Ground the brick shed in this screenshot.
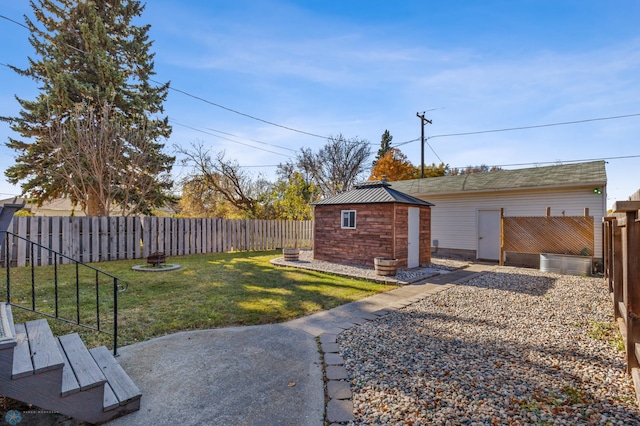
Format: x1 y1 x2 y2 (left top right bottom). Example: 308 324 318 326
312 180 434 268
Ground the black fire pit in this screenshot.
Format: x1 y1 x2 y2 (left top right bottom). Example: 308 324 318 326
147 251 167 267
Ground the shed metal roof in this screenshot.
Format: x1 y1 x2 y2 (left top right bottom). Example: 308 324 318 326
313 180 434 206
390 161 606 196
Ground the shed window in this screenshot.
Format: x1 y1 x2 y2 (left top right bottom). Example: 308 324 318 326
341 210 356 229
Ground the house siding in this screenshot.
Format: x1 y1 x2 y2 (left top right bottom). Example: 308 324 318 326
421 186 605 259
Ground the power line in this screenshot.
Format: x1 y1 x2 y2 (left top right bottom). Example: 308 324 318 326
431 113 640 139
0 14 28 29
171 120 294 158
1 12 329 140
393 137 420 147
426 139 443 164
160 82 328 139
394 113 640 148
204 128 297 152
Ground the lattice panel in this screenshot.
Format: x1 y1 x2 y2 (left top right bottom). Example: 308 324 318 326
503 216 594 256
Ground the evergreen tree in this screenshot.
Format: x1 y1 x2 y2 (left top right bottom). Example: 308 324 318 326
373 130 393 167
3 0 174 216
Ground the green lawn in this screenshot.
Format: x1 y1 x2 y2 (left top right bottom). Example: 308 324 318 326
7 250 395 349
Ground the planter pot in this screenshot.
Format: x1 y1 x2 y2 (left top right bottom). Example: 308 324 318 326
540 253 592 276
374 257 398 276
283 248 300 261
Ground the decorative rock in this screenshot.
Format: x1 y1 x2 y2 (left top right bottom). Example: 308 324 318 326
337 267 640 425
271 249 467 285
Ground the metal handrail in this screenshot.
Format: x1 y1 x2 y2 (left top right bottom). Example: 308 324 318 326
2 230 127 355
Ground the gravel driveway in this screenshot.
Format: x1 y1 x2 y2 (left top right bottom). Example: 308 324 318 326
338 267 639 425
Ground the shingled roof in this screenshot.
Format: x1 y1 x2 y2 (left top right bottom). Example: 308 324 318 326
313 180 434 206
390 161 606 196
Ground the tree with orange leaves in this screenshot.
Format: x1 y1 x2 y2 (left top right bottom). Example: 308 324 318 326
369 148 419 181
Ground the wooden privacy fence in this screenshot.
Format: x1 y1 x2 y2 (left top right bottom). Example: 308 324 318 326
604 200 640 398
1 216 313 267
500 207 594 265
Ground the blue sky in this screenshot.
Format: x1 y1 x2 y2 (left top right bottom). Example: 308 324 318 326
1 1 639 208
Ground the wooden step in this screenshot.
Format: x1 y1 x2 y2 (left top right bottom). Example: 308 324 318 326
56 339 80 397
58 333 106 391
0 302 16 350
4 303 16 339
0 314 141 423
26 319 65 374
12 323 33 379
90 346 142 410
103 381 120 411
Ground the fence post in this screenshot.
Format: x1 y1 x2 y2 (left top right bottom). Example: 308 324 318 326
628 210 640 372
603 218 611 291
612 218 624 321
613 201 640 372
499 208 504 266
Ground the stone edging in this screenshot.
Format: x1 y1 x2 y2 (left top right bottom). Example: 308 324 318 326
319 308 395 425
319 276 481 424
270 257 442 286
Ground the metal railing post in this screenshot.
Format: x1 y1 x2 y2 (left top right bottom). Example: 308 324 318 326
113 277 118 357
5 232 9 303
2 230 124 356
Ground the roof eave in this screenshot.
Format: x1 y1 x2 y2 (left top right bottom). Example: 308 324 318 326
313 200 434 207
405 180 607 196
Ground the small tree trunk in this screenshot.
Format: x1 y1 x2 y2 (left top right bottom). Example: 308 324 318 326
86 188 107 216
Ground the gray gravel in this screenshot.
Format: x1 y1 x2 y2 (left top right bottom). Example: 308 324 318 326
338 267 639 425
271 250 469 284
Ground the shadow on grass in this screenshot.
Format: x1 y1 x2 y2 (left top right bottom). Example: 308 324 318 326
5 250 396 349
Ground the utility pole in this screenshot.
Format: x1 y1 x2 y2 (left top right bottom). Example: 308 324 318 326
416 112 433 178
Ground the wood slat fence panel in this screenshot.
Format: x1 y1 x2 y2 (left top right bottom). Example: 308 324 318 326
3 217 313 267
503 216 594 256
604 200 640 403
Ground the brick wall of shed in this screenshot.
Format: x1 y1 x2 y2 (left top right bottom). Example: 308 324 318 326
313 204 432 268
313 204 395 267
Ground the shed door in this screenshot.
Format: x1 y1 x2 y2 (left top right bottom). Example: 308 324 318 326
408 207 420 268
477 210 500 261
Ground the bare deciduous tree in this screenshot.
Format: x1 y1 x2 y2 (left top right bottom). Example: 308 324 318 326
47 102 174 216
282 134 371 198
177 142 274 219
